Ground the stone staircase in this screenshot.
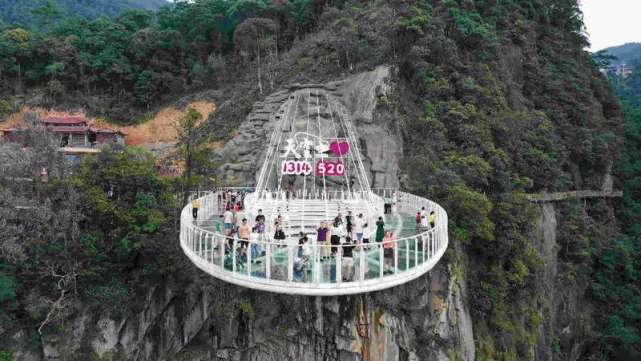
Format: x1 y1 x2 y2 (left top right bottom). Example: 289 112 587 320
248 198 379 239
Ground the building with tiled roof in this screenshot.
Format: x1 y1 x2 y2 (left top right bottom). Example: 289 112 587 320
1 114 124 149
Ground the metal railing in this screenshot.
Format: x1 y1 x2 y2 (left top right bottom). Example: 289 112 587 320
180 189 448 296
249 189 377 202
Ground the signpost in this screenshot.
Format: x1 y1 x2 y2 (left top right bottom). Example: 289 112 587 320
316 160 345 177
280 134 350 178
281 160 313 176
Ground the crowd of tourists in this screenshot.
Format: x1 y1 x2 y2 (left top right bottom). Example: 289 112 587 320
293 211 378 282
190 189 437 282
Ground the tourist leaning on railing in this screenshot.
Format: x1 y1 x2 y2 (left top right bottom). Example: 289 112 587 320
239 219 250 249
383 231 395 274
319 221 331 260
342 235 355 281
420 207 428 229
191 199 200 220
375 217 385 243
330 221 341 255
429 211 436 229
354 213 364 242
249 231 260 264
223 207 234 235
273 221 286 242
214 215 223 234
294 233 310 281
362 223 370 244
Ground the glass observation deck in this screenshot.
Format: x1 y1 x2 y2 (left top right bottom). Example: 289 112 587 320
179 91 448 295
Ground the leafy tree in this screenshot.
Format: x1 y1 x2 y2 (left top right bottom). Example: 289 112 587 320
329 16 358 70
587 82 641 359
233 17 278 94
0 0 331 121
176 107 214 200
31 0 61 30
0 0 167 28
2 27 31 93
278 0 315 37
593 50 617 69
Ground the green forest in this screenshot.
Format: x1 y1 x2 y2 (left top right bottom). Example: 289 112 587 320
0 0 640 360
0 0 168 28
588 60 641 359
0 0 319 121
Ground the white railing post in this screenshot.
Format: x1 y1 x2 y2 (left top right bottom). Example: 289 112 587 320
425 232 429 260
190 228 194 252
186 225 190 250
232 239 237 273
421 234 426 263
394 243 398 274
314 247 320 283
203 233 208 261
359 245 365 282
265 243 271 279
379 245 384 278
220 236 225 267
434 229 437 255
405 239 410 270
336 248 342 284
414 238 418 269
431 231 434 259
287 246 294 281
247 242 252 276
209 234 214 263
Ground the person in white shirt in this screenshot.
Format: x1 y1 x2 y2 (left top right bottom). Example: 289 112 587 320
235 209 246 229
362 223 371 248
354 213 364 242
223 208 234 236
337 222 347 242
384 195 392 214
330 221 341 255
420 207 428 229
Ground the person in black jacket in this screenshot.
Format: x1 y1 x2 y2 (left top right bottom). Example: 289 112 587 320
342 235 355 281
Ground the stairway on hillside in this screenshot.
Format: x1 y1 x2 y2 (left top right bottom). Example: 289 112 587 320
250 198 378 239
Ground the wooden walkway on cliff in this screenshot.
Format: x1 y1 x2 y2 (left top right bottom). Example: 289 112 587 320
526 190 623 203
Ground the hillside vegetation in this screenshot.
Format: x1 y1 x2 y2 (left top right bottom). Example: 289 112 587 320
0 0 318 122
0 0 168 28
602 42 641 66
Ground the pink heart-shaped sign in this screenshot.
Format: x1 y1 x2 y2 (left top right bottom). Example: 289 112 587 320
329 141 350 156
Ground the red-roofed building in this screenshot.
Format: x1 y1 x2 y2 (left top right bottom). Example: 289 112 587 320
1 114 124 148
41 115 86 126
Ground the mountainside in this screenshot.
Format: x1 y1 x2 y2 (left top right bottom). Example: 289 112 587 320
0 1 636 361
602 42 641 66
0 0 168 28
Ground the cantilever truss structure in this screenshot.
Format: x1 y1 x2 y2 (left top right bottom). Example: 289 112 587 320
179 91 449 295
246 90 381 235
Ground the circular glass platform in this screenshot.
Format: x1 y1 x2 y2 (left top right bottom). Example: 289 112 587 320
179 90 448 295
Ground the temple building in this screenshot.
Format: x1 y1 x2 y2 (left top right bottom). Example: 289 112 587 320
1 114 124 149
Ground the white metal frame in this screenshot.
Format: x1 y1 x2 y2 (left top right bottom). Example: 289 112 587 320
180 190 448 296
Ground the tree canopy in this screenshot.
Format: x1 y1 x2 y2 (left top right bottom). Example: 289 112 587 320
0 0 318 122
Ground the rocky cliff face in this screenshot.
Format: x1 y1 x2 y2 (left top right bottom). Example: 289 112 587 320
12 67 476 361
10 63 610 361
215 66 401 189
13 267 473 361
